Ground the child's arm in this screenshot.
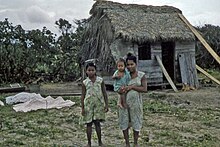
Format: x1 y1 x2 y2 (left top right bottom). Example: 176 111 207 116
101 81 109 112
112 75 119 79
112 74 121 79
81 82 86 116
112 70 120 79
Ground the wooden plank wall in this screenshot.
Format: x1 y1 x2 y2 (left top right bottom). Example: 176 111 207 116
176 41 199 88
137 43 163 85
110 40 164 85
105 40 198 87
175 41 195 82
138 60 163 84
175 41 195 56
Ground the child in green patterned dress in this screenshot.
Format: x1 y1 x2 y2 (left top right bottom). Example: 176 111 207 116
81 62 109 147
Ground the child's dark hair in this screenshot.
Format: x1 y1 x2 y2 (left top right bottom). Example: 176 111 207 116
85 62 97 77
86 62 97 70
126 52 137 64
117 58 126 66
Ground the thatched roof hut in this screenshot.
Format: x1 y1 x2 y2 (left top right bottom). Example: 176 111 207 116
80 1 198 88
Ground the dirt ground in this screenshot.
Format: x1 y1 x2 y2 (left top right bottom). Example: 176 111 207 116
39 82 220 146
1 82 220 146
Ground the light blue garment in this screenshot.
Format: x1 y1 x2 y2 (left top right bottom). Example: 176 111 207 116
113 68 131 92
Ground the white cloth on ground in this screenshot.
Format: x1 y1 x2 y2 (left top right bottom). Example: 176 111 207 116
6 92 43 104
13 96 75 112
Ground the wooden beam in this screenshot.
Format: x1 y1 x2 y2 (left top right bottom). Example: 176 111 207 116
41 93 82 97
155 55 178 92
196 65 220 85
0 87 26 93
178 13 220 65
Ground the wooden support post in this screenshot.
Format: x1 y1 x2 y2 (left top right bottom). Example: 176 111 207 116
196 65 220 85
178 13 220 65
155 55 178 92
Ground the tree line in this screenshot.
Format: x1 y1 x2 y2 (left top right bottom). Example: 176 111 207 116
0 18 85 84
196 24 220 70
0 18 219 84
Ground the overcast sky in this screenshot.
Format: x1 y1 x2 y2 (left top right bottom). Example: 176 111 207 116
0 0 220 34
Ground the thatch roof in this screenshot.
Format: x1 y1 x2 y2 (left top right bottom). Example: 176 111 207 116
79 1 196 70
90 1 195 42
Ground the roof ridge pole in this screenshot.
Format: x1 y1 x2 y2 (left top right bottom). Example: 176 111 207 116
178 13 220 65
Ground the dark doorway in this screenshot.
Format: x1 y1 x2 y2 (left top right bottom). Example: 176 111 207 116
138 43 151 60
161 42 175 81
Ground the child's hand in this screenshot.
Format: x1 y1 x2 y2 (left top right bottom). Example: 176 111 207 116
125 85 133 91
118 86 126 94
121 86 126 92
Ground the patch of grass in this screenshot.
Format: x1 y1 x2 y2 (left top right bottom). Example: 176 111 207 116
1 88 220 146
108 96 118 110
143 100 172 113
206 69 220 80
198 68 220 84
141 95 220 146
2 139 25 146
0 96 83 146
143 99 190 121
0 93 10 102
149 130 218 147
143 98 220 124
148 92 167 100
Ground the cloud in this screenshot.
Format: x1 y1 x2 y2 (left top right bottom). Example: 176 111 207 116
0 8 20 25
190 11 220 27
0 0 52 28
0 0 219 34
0 0 37 8
49 0 94 20
25 6 52 23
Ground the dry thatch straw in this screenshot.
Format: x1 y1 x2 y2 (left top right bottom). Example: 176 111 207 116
80 1 195 71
